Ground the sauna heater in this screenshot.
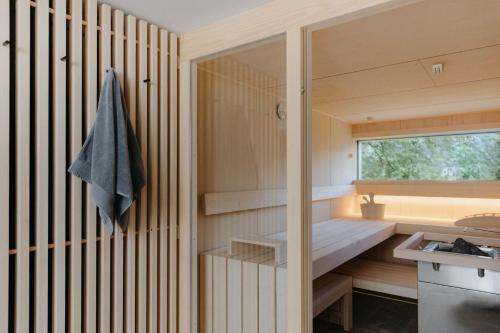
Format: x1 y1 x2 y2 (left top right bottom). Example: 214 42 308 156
418 242 500 332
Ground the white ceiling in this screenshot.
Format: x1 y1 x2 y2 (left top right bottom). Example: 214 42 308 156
103 0 273 34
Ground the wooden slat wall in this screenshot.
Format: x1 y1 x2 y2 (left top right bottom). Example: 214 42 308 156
0 0 9 331
3 1 179 332
200 254 287 333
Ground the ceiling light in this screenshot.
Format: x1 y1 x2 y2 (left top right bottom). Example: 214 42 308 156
432 63 444 74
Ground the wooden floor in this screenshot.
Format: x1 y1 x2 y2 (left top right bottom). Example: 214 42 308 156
314 292 418 333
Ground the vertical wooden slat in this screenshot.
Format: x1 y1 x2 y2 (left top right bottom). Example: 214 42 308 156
35 0 50 331
15 0 31 331
242 262 258 333
259 264 276 333
85 0 98 330
124 14 137 333
112 9 125 333
199 255 213 333
276 266 287 333
137 19 149 333
212 256 227 333
148 23 159 333
0 0 9 329
70 0 83 330
99 4 112 333
169 33 178 333
53 0 67 331
228 259 242 333
158 28 170 333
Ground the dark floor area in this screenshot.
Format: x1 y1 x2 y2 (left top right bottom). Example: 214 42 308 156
314 292 418 333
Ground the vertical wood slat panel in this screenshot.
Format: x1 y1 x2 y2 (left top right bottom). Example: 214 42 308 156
35 0 50 331
242 261 258 333
85 0 98 330
137 19 149 333
199 255 213 333
259 265 276 333
69 0 83 331
169 32 178 333
0 0 9 329
53 0 68 331
276 267 287 333
124 14 137 333
148 23 159 333
70 0 83 333
158 28 169 333
15 0 31 331
112 9 125 333
213 255 227 333
7 4 178 333
228 259 242 333
99 4 112 333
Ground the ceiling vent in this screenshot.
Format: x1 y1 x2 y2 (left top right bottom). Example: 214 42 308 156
432 63 444 74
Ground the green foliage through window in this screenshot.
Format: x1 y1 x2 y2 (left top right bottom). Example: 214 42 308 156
359 132 500 181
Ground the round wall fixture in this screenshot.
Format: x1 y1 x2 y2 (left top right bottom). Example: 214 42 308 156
276 102 286 121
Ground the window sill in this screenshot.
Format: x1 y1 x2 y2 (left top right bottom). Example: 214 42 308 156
354 180 500 199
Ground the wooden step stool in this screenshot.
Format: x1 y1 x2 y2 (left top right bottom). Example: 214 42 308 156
313 272 353 331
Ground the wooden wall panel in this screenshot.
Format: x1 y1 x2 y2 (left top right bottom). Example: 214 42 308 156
169 32 179 333
242 261 258 333
0 0 9 330
148 23 160 333
352 109 500 138
137 19 149 333
35 0 50 331
85 0 98 330
53 0 68 330
15 0 31 331
212 255 227 333
197 55 356 252
4 1 178 332
227 258 242 333
69 0 83 331
159 28 170 333
125 14 138 333
98 5 112 332
112 9 125 333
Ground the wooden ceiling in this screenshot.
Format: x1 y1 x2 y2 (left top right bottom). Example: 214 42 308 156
203 0 500 124
312 0 500 123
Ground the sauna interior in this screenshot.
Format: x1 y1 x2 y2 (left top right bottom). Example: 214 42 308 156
197 0 500 332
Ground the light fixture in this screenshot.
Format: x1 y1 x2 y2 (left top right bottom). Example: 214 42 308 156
432 63 444 74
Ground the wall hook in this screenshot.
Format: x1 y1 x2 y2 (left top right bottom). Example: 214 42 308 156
60 55 67 61
2 40 9 46
143 78 151 83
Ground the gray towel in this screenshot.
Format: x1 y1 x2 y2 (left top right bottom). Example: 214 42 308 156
68 68 146 234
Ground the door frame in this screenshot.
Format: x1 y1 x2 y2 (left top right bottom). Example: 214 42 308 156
178 2 417 332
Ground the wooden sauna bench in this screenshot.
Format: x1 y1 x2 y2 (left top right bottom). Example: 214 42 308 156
267 218 397 279
199 218 397 333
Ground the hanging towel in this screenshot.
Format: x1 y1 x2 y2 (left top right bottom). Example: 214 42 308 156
68 68 146 234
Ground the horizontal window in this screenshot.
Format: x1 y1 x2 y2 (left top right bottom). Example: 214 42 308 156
358 132 500 181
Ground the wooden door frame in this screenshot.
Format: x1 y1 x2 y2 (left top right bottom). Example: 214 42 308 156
178 1 418 332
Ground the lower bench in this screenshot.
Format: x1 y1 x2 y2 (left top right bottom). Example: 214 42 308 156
334 258 418 299
313 272 352 331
